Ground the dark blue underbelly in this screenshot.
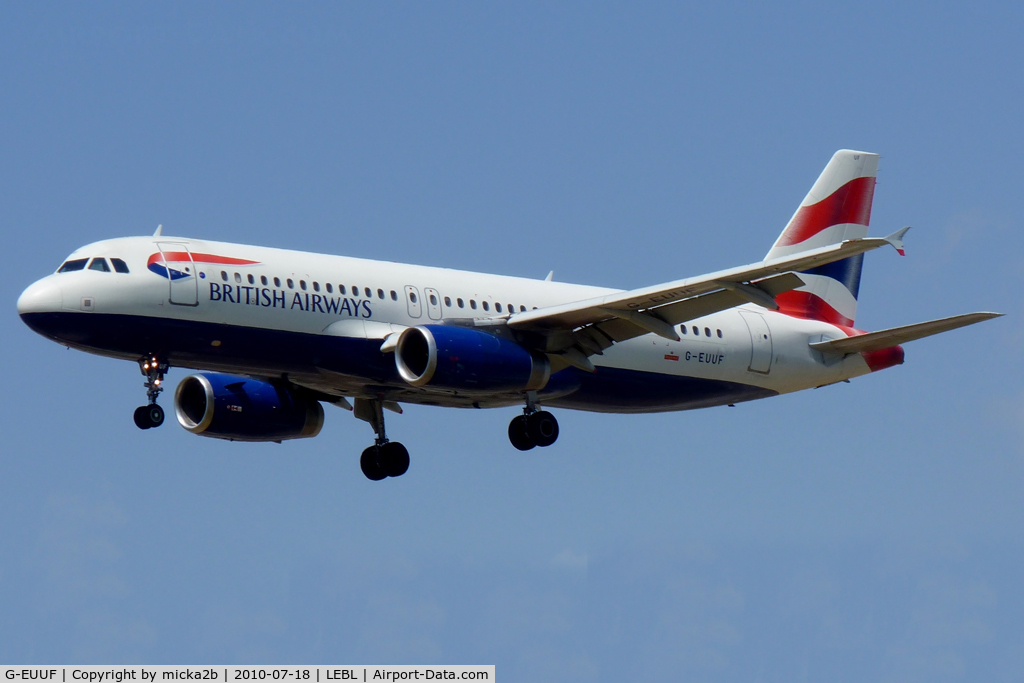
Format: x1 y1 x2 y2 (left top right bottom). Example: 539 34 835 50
21 311 775 412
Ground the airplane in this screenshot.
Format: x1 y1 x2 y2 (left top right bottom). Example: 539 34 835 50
18 150 1001 480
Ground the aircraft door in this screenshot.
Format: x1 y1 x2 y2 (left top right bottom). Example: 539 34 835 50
156 242 198 306
404 285 422 318
424 288 442 320
739 310 773 374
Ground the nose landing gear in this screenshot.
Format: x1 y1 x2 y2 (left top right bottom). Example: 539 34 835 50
508 394 559 450
133 356 168 430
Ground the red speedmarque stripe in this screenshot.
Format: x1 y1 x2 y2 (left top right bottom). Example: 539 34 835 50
775 290 855 327
862 345 904 372
776 176 876 247
147 252 260 266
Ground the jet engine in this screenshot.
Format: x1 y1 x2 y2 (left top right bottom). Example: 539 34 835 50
174 373 324 442
395 325 550 393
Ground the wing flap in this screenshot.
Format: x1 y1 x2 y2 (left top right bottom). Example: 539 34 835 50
650 271 803 325
810 312 1003 355
509 234 903 333
559 272 803 351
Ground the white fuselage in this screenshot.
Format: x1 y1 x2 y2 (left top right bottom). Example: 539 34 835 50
18 235 877 413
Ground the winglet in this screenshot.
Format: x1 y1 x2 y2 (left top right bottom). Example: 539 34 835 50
884 226 910 256
154 224 164 237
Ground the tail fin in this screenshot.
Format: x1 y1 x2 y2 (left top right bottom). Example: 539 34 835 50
766 150 879 327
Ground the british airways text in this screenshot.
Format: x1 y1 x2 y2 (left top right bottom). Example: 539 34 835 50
208 283 372 318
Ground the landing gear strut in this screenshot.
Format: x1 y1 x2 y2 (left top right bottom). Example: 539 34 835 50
133 355 168 430
508 393 559 451
354 398 409 481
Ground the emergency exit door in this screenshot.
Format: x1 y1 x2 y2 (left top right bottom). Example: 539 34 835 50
739 310 773 374
156 242 199 306
404 285 422 318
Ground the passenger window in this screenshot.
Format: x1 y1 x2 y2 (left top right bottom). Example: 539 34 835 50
287 279 294 289
482 301 490 311
391 290 398 301
444 296 452 307
247 274 255 284
111 258 130 274
429 293 438 305
364 287 372 298
88 258 110 272
339 285 346 295
495 303 502 313
470 300 477 310
378 289 385 299
300 280 307 290
681 325 687 335
705 327 711 337
692 326 699 335
507 304 513 313
410 292 417 303
326 283 333 293
221 271 228 281
520 306 526 312
457 298 464 308
313 281 320 292
717 329 723 338
234 272 241 283
261 275 268 286
274 277 281 287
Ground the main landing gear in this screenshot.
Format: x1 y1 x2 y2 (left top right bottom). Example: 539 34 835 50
353 398 409 481
508 395 559 451
133 355 168 430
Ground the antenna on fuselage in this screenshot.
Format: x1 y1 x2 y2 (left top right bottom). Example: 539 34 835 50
544 271 554 282
153 224 163 237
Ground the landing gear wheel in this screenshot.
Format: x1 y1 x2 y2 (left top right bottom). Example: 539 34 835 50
508 415 535 451
134 406 152 430
354 399 410 480
134 404 165 429
379 441 410 477
360 446 388 481
147 404 165 428
527 411 559 447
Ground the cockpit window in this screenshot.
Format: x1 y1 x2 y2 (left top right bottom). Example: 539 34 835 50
111 258 130 273
57 258 88 273
88 258 111 272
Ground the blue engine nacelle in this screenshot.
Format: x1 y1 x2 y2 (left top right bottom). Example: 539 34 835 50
395 325 550 393
174 373 324 442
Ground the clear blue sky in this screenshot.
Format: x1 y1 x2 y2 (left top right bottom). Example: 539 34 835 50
2 2 1022 678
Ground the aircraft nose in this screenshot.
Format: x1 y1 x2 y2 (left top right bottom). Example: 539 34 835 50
17 277 62 316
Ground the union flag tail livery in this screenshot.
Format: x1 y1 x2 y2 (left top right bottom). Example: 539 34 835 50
766 150 879 327
17 150 1001 481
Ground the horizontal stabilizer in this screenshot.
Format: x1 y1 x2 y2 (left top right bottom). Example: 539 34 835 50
810 312 1003 355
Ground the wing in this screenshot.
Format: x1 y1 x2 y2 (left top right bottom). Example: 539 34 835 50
501 229 910 370
810 312 1003 355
